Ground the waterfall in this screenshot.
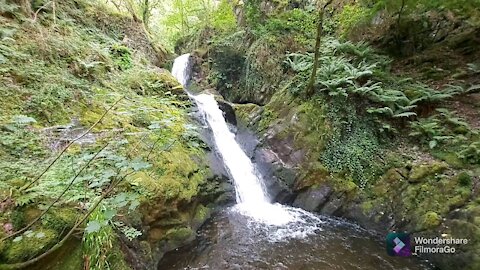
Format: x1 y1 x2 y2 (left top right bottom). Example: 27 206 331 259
171 54 322 229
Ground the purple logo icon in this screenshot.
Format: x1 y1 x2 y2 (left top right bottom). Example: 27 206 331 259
387 232 412 257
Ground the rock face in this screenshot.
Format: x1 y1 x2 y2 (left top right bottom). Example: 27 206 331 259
230 91 480 270
292 186 332 211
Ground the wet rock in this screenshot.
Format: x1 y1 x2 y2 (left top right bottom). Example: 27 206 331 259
217 99 237 126
235 124 260 159
292 185 332 212
319 194 346 216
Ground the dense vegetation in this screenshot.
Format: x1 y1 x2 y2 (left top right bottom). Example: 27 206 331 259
0 0 479 269
0 0 225 269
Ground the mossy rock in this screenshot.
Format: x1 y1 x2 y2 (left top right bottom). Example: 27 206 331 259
192 204 211 228
409 162 448 183
3 228 58 263
432 150 465 168
360 201 375 215
41 207 78 233
234 103 263 127
165 227 194 246
383 168 408 183
417 211 442 230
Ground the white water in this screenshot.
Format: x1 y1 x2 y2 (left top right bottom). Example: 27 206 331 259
171 54 323 235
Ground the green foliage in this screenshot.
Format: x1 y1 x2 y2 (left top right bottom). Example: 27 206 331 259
0 1 212 268
159 0 236 48
336 4 370 37
458 141 480 165
110 44 133 70
322 101 382 188
285 38 464 129
259 8 316 39
457 172 472 187
113 221 142 240
211 0 237 32
284 52 313 72
0 0 18 15
82 208 117 270
364 0 480 17
409 108 475 150
25 84 75 124
0 119 45 159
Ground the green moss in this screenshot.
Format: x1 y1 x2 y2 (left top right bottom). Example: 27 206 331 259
432 150 465 168
10 209 26 230
409 161 448 182
418 211 442 230
332 176 358 199
165 227 194 243
361 201 374 214
3 228 58 263
45 239 83 270
383 168 407 183
234 103 262 127
41 208 78 233
193 204 211 226
258 109 278 131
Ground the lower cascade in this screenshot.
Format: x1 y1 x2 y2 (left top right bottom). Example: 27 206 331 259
171 53 323 237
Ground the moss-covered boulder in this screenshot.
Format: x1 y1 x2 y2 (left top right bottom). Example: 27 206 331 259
409 161 448 183
3 228 57 263
417 211 442 230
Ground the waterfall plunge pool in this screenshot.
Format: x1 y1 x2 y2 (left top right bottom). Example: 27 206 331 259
158 208 432 270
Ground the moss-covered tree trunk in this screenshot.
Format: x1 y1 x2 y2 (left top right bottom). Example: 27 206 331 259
306 0 333 98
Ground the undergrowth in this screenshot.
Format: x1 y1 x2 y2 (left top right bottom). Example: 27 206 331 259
0 0 209 267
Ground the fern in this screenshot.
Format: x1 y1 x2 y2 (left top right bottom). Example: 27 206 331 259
284 52 313 72
457 141 480 164
11 115 37 125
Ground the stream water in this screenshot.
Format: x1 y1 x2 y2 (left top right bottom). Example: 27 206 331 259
165 54 432 270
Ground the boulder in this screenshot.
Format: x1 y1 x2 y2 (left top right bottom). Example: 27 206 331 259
292 185 332 212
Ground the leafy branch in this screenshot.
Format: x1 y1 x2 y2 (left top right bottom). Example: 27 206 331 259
1 144 109 242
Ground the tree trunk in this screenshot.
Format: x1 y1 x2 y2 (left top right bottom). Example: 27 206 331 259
306 0 333 98
142 0 150 30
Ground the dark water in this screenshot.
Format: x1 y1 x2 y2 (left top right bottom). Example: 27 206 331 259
158 208 432 270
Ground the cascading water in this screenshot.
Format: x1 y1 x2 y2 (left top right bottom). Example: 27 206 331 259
171 53 322 235
158 54 431 270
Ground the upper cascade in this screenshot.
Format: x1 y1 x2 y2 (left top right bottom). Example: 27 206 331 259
171 54 323 230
